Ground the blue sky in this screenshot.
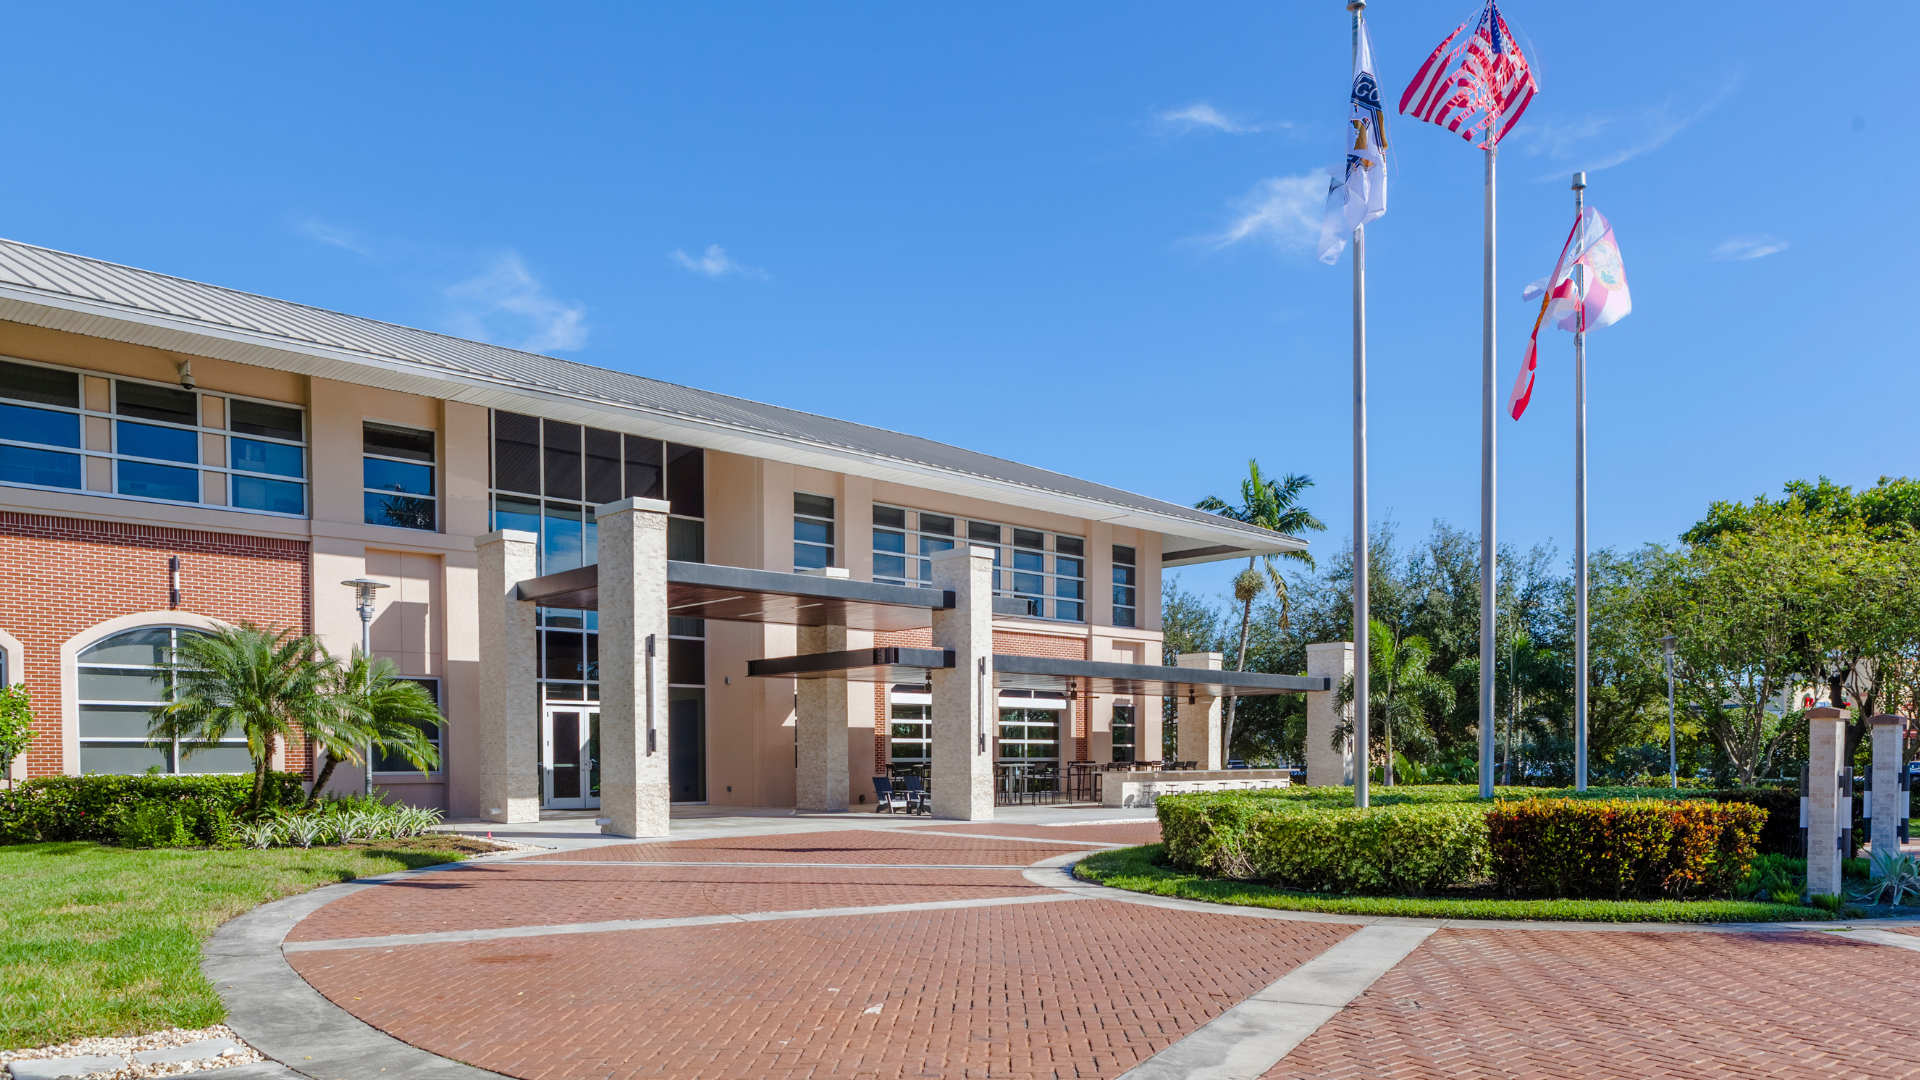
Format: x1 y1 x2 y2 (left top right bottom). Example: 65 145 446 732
2 2 1909 603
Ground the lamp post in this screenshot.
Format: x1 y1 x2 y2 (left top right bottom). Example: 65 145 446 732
1658 634 1677 790
341 577 390 797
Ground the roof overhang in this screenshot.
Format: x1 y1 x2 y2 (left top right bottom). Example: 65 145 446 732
516 560 954 632
743 648 1329 697
0 275 1298 566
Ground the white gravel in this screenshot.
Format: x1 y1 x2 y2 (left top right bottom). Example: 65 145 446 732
1 1027 263 1079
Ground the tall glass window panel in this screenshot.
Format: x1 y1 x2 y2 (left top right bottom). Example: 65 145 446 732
1111 705 1136 763
1113 545 1138 628
0 403 79 448
666 444 704 518
890 697 932 764
364 421 436 531
794 492 834 571
493 494 540 535
0 358 79 407
544 502 584 572
0 445 82 490
584 428 622 505
668 517 704 563
493 411 541 495
624 436 663 500
118 421 198 464
119 461 199 503
668 688 707 802
543 420 582 501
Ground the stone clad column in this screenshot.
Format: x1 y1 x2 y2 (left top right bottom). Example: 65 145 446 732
475 530 539 823
1175 652 1223 770
931 545 994 820
1806 706 1847 900
598 497 673 838
1869 714 1909 857
795 570 851 811
1305 642 1355 788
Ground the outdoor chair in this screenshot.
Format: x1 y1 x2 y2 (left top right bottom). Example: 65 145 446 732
873 776 909 813
1227 758 1248 770
901 775 930 815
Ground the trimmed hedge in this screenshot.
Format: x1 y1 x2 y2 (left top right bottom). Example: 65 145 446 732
1487 798 1765 899
1158 783 1777 900
0 774 305 846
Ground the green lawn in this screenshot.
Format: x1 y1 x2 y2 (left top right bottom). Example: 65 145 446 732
0 839 482 1049
1074 844 1825 924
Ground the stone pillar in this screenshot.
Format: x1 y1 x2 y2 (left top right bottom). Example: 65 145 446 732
1305 642 1355 788
1869 714 1909 857
1806 706 1847 900
795 609 851 812
931 545 994 820
598 497 673 838
475 530 540 823
1175 652 1223 770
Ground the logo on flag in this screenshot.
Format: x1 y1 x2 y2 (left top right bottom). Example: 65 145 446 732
1318 14 1388 264
1398 0 1537 149
1509 207 1632 420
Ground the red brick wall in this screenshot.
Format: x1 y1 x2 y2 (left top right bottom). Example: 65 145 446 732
870 626 1091 768
0 511 312 778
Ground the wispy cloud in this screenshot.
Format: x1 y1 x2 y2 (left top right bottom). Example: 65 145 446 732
1517 78 1739 175
1712 235 1789 261
670 244 767 281
1154 101 1288 136
443 252 588 354
290 217 384 258
1208 173 1328 251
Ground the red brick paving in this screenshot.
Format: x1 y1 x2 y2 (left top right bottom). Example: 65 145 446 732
906 821 1164 846
1272 927 1920 1079
289 898 1353 1080
288 864 1048 943
523 830 1068 865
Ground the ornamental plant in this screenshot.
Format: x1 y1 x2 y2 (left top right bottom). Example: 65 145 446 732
0 683 32 788
1487 798 1764 900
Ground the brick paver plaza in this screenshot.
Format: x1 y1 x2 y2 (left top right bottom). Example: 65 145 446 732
274 821 1920 1079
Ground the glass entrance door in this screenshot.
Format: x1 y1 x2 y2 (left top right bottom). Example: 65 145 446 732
543 706 600 809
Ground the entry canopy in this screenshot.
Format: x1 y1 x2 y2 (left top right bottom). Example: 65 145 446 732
515 561 955 633
745 649 1328 697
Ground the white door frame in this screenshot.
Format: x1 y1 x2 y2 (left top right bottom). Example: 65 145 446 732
541 704 601 809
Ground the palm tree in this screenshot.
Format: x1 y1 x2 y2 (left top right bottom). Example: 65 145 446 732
150 623 339 815
1196 460 1325 754
305 651 444 805
1338 617 1456 785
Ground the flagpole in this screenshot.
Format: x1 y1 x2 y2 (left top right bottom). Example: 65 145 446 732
1479 144 1497 799
1349 0 1370 810
1572 171 1589 792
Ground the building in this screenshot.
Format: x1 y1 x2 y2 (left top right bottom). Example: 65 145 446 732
0 238 1308 818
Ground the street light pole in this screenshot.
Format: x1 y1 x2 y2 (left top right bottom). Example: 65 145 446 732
341 577 390 798
1659 634 1677 789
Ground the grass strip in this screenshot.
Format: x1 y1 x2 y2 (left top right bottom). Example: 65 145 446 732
1073 844 1827 924
0 837 485 1048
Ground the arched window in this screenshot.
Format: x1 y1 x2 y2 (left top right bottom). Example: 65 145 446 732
77 627 250 775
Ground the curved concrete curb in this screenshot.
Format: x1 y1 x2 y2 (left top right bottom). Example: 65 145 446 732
203 858 529 1080
1031 852 1920 934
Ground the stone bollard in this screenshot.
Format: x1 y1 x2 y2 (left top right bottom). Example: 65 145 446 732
1867 714 1911 858
1805 707 1848 901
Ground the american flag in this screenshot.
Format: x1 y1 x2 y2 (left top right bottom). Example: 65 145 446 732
1398 1 1537 149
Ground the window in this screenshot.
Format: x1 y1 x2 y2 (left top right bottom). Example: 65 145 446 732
373 677 442 774
794 493 835 570
77 627 250 775
1111 704 1136 763
1113 545 1138 628
0 356 307 515
998 691 1065 763
870 503 1086 622
363 422 437 531
889 685 932 765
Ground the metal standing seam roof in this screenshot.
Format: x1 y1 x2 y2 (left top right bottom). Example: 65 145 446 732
0 237 1303 558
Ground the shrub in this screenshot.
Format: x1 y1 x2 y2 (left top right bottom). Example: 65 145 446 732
0 773 305 846
115 803 191 848
1242 803 1488 895
1487 798 1765 900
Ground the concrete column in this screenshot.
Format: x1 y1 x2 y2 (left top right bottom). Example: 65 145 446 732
1869 714 1908 857
1175 652 1223 770
1305 642 1355 788
598 497 673 838
1806 706 1847 899
795 615 851 812
475 530 540 823
931 544 994 820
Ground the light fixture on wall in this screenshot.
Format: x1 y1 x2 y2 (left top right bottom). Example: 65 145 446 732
168 556 181 609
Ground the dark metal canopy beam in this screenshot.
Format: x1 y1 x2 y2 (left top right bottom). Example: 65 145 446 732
741 649 1328 697
746 646 955 681
515 560 955 631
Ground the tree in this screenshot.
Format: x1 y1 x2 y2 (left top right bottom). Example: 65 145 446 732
1196 461 1324 754
150 623 338 814
304 651 445 805
0 683 32 790
1336 617 1455 784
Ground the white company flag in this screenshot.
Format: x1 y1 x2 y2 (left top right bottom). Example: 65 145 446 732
1318 15 1388 264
